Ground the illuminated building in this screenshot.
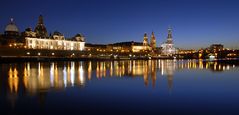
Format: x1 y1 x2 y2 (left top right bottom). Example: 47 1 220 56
150 32 156 50
107 42 133 52
34 15 48 38
210 44 224 53
178 49 197 54
85 43 107 51
0 15 85 51
2 18 21 45
161 27 177 56
143 33 148 47
25 15 85 50
131 42 147 52
22 27 37 38
132 33 152 52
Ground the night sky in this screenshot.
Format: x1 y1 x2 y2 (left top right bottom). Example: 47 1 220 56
1 0 239 49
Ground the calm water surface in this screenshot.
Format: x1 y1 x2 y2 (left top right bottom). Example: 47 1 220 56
0 59 239 115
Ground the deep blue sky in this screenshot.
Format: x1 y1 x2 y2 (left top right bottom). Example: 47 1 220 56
1 0 239 49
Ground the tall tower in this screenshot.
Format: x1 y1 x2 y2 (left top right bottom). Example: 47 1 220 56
38 15 44 24
143 33 148 46
166 27 173 44
150 32 156 49
34 15 48 38
161 27 176 56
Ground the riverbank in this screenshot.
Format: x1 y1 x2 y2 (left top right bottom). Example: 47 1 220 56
0 47 176 62
0 55 175 63
0 55 238 63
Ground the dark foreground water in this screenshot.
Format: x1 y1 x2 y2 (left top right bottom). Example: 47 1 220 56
0 59 239 115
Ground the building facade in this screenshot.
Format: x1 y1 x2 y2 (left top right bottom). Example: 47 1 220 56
161 27 177 56
1 18 22 45
26 33 85 51
210 44 224 53
150 32 156 50
24 15 85 51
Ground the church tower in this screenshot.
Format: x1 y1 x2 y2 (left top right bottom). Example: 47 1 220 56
150 32 156 50
143 33 148 50
143 33 148 46
160 27 177 56
34 15 48 38
166 27 173 44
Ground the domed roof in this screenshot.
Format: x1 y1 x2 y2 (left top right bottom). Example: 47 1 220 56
75 33 83 37
5 18 19 32
73 33 85 42
53 31 63 36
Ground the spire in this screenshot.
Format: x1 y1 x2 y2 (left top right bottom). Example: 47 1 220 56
151 31 154 37
38 15 44 24
35 15 48 38
10 18 14 24
144 33 147 38
166 27 173 44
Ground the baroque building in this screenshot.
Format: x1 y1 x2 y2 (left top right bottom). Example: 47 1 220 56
34 15 48 38
161 27 177 56
2 18 21 45
150 32 156 50
25 15 85 51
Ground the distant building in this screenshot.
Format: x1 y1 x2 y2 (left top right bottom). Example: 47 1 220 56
1 18 21 45
143 33 148 48
161 27 177 56
104 33 152 53
104 41 143 53
0 15 86 51
107 41 133 52
131 41 146 52
22 27 36 38
85 43 107 51
210 44 224 53
26 32 85 51
34 15 48 38
150 32 156 50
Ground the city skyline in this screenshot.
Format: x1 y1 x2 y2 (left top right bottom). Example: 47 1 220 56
1 0 239 49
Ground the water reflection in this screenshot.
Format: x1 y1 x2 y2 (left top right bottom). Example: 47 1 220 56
0 60 239 114
2 59 238 96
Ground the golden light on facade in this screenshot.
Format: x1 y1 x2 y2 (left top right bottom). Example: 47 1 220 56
25 37 85 51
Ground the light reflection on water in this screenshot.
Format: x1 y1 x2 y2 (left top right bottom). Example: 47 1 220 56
3 59 238 95
1 59 239 114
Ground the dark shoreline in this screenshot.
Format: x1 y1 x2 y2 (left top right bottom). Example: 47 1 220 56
0 56 168 63
0 56 238 63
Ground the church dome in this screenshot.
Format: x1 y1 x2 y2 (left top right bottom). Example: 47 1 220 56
5 18 19 32
53 31 63 36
